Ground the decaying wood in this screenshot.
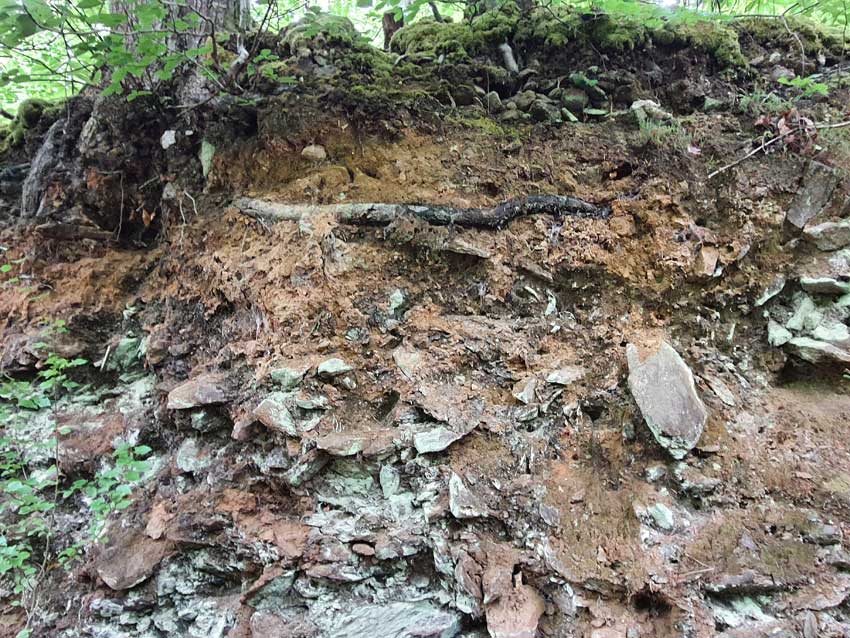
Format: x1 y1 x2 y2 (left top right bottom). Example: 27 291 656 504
234 195 610 229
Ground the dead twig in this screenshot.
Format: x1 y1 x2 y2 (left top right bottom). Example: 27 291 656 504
708 119 850 179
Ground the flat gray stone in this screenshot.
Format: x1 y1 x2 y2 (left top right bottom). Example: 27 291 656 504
270 364 309 390
414 426 470 454
786 337 850 364
786 161 839 229
253 394 298 436
768 320 793 346
325 602 460 638
803 219 850 251
166 373 232 410
627 341 708 459
317 357 354 378
449 473 488 519
546 365 586 386
800 277 850 296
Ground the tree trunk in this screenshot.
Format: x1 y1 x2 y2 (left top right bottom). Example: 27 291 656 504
21 0 249 221
111 0 252 54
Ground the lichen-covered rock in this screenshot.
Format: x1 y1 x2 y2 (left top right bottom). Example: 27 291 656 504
317 357 354 378
253 393 298 436
627 341 707 459
804 219 850 251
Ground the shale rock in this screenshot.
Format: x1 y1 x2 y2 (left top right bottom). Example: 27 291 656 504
786 161 839 229
166 373 233 410
804 219 850 251
626 341 707 459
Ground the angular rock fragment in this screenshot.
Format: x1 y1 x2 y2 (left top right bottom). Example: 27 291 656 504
512 376 537 404
768 320 793 347
786 161 839 229
270 363 309 389
646 502 675 530
546 365 586 386
285 449 329 487
379 465 400 498
803 219 850 251
176 438 211 473
166 373 232 410
317 357 354 378
703 374 736 406
800 276 850 296
754 275 786 307
449 472 489 519
315 428 396 457
414 426 471 454
786 337 850 363
626 341 708 459
95 527 172 590
393 346 425 380
325 602 460 638
253 394 298 436
301 144 327 161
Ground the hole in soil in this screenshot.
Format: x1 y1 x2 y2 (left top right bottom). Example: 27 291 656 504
375 390 400 421
632 588 672 616
583 402 605 421
607 161 633 180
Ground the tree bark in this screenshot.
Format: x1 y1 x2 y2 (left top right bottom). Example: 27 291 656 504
110 0 251 54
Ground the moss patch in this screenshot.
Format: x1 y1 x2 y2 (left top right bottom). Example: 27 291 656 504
281 12 361 51
391 6 519 61
0 98 49 152
736 15 849 57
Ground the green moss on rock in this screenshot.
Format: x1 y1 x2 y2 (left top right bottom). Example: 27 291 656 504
654 19 745 66
735 15 849 57
1 98 49 151
281 12 360 51
391 6 520 61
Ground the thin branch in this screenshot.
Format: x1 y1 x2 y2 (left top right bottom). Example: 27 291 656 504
708 119 850 179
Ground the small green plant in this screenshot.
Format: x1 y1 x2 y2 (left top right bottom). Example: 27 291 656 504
778 74 830 98
737 89 793 117
636 118 689 150
0 327 150 635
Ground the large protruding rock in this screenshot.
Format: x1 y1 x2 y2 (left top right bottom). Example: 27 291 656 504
785 161 839 230
626 341 708 459
166 373 233 410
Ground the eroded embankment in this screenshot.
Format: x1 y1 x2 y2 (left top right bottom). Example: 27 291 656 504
1 9 850 638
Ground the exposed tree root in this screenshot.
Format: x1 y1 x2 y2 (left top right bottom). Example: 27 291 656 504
234 195 611 229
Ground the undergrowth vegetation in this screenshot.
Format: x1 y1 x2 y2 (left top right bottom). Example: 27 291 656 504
0 0 848 116
0 320 150 637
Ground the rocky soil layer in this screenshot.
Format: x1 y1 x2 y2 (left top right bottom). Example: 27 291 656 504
1 9 850 638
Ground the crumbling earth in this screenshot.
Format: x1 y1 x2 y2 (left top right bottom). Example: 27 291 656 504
1 9 850 638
